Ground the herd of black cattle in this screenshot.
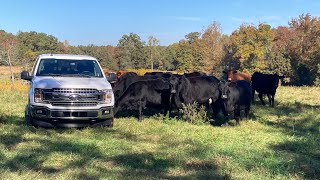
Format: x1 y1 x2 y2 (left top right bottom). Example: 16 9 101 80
110 70 285 125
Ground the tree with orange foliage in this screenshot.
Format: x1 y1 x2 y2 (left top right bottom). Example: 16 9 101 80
0 31 17 88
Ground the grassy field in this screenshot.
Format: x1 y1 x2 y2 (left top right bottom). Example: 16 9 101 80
0 66 22 75
0 83 319 179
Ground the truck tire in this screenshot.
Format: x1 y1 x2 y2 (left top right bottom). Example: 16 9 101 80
25 107 34 126
107 118 114 128
25 114 33 126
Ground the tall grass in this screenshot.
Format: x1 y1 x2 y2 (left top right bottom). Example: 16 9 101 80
0 79 29 91
0 66 22 75
0 85 319 179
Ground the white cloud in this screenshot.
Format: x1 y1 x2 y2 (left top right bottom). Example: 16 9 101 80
231 15 282 24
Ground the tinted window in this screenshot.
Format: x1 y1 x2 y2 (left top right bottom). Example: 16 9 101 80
36 59 103 78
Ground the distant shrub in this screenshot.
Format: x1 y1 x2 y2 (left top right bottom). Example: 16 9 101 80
180 103 209 125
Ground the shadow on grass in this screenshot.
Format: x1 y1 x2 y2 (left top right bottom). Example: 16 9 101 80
254 101 320 179
110 150 230 179
0 127 106 177
0 117 230 179
115 108 168 119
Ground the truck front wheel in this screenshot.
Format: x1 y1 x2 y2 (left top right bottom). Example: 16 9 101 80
107 118 114 128
25 114 34 126
25 106 34 126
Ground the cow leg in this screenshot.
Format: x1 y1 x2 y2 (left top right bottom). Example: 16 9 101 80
245 106 250 119
234 109 241 125
164 96 170 117
168 94 174 116
252 89 255 102
211 100 221 118
138 101 144 122
271 94 275 107
267 94 272 106
258 93 265 105
204 102 212 120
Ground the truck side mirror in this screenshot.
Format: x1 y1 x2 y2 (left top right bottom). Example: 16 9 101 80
21 71 32 81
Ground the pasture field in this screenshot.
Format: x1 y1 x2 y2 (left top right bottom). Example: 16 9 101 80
0 66 22 75
0 82 319 179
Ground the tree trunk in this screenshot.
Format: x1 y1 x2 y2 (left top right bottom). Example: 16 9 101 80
7 49 15 89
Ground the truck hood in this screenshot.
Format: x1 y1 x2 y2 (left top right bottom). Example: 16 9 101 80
32 76 112 90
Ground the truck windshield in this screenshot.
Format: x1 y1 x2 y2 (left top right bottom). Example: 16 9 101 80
36 59 104 78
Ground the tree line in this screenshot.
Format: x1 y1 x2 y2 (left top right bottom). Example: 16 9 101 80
0 13 320 86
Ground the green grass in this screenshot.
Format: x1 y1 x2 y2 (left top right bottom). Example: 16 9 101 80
0 86 319 179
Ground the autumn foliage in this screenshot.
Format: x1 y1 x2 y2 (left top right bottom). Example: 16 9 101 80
1 14 320 86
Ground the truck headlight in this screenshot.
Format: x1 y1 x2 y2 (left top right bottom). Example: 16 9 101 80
34 88 43 103
102 89 113 104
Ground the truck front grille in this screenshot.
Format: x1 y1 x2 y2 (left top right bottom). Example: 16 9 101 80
53 88 98 94
42 88 103 107
51 111 98 118
51 102 98 107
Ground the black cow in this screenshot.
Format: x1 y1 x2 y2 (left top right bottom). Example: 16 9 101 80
218 80 252 125
114 78 175 121
170 75 220 117
113 73 150 100
251 72 285 107
184 71 206 77
144 72 163 76
114 72 174 100
144 72 173 79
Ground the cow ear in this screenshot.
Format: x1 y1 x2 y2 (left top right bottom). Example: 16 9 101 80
233 70 238 74
228 81 237 87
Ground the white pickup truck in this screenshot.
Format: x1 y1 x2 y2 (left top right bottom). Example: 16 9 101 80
21 54 114 128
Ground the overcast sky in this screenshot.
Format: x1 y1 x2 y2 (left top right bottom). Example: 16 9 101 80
0 0 319 46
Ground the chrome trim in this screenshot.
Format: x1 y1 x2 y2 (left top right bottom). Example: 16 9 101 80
41 88 105 107
51 102 98 107
53 88 98 94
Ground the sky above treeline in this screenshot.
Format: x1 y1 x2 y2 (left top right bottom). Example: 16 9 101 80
0 0 319 46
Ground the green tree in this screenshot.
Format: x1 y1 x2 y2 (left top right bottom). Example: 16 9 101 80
162 44 179 71
16 31 61 68
116 33 146 70
176 40 194 72
229 23 274 73
185 32 200 44
173 39 204 72
147 36 161 70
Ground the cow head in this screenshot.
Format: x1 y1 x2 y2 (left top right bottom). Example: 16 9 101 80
273 74 286 88
218 81 237 100
168 76 179 94
223 70 238 82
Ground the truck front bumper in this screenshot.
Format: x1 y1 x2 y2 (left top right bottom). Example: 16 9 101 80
28 105 114 127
